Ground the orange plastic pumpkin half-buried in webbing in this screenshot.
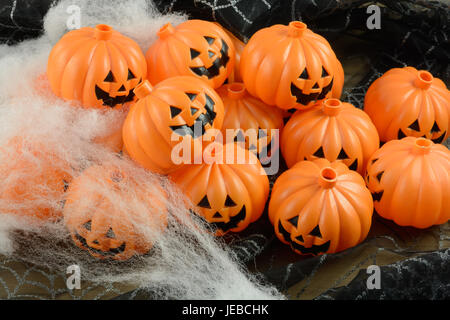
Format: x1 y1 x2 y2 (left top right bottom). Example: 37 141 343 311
366 137 450 229
146 20 236 89
63 164 168 260
169 142 269 236
240 21 344 111
122 77 224 174
281 98 379 175
47 24 147 109
364 67 449 144
269 159 373 255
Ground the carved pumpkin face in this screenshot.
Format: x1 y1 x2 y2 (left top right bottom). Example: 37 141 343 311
63 164 167 260
269 159 373 255
47 24 147 109
122 77 224 174
240 21 344 111
146 20 235 89
169 142 269 236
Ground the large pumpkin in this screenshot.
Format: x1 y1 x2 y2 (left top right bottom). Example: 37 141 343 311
240 21 344 111
281 98 379 174
146 20 235 89
169 142 269 236
364 67 449 144
122 77 224 174
217 82 284 159
366 137 450 228
63 164 167 260
0 138 72 221
269 159 373 255
47 24 147 109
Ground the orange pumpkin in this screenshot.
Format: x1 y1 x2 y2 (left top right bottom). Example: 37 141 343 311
240 21 344 111
269 159 373 255
146 20 235 89
281 98 379 174
365 67 449 144
63 164 167 260
47 24 147 109
366 137 450 228
169 142 269 236
217 82 283 159
122 77 224 174
220 26 245 83
0 138 72 221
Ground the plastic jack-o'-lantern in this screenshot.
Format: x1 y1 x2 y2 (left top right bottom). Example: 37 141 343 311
240 21 344 111
63 164 168 260
47 24 147 109
146 20 235 89
364 67 449 144
122 77 224 174
281 98 379 174
366 137 450 229
217 83 283 161
0 138 72 221
269 159 373 255
169 142 269 236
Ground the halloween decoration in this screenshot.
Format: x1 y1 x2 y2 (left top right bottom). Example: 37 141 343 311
47 24 147 109
63 164 168 260
269 159 373 255
146 20 235 89
366 137 450 229
169 142 269 236
0 137 72 221
281 98 379 174
364 67 449 144
217 82 283 159
122 77 224 174
240 21 344 111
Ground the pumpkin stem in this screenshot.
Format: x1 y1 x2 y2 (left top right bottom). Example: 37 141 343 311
133 80 153 99
227 83 246 99
414 70 433 90
95 24 113 40
288 21 307 37
318 167 337 188
158 23 176 39
413 137 432 154
322 98 342 116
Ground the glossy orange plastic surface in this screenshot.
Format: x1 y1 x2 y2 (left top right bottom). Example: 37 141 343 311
281 98 379 174
364 67 449 144
63 164 167 260
146 20 235 89
169 142 269 236
47 24 147 109
220 27 245 83
366 137 450 228
217 82 283 157
268 159 373 255
122 77 224 174
240 21 344 111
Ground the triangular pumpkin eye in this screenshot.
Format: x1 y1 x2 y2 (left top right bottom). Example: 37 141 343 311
337 148 349 160
313 146 325 158
208 50 214 58
312 82 320 89
127 69 136 80
299 69 309 80
309 225 322 237
204 36 215 45
288 216 299 228
186 92 197 101
106 228 116 239
198 195 211 209
408 119 420 131
224 195 236 207
104 71 115 82
190 107 198 116
431 121 440 133
190 48 201 59
170 106 182 118
321 67 328 77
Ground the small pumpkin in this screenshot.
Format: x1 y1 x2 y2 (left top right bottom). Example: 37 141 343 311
281 98 379 174
169 142 269 236
63 164 167 260
366 137 450 228
0 137 72 221
269 159 373 255
364 67 449 144
217 82 283 159
47 24 147 109
146 20 235 89
240 21 344 111
122 77 224 174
